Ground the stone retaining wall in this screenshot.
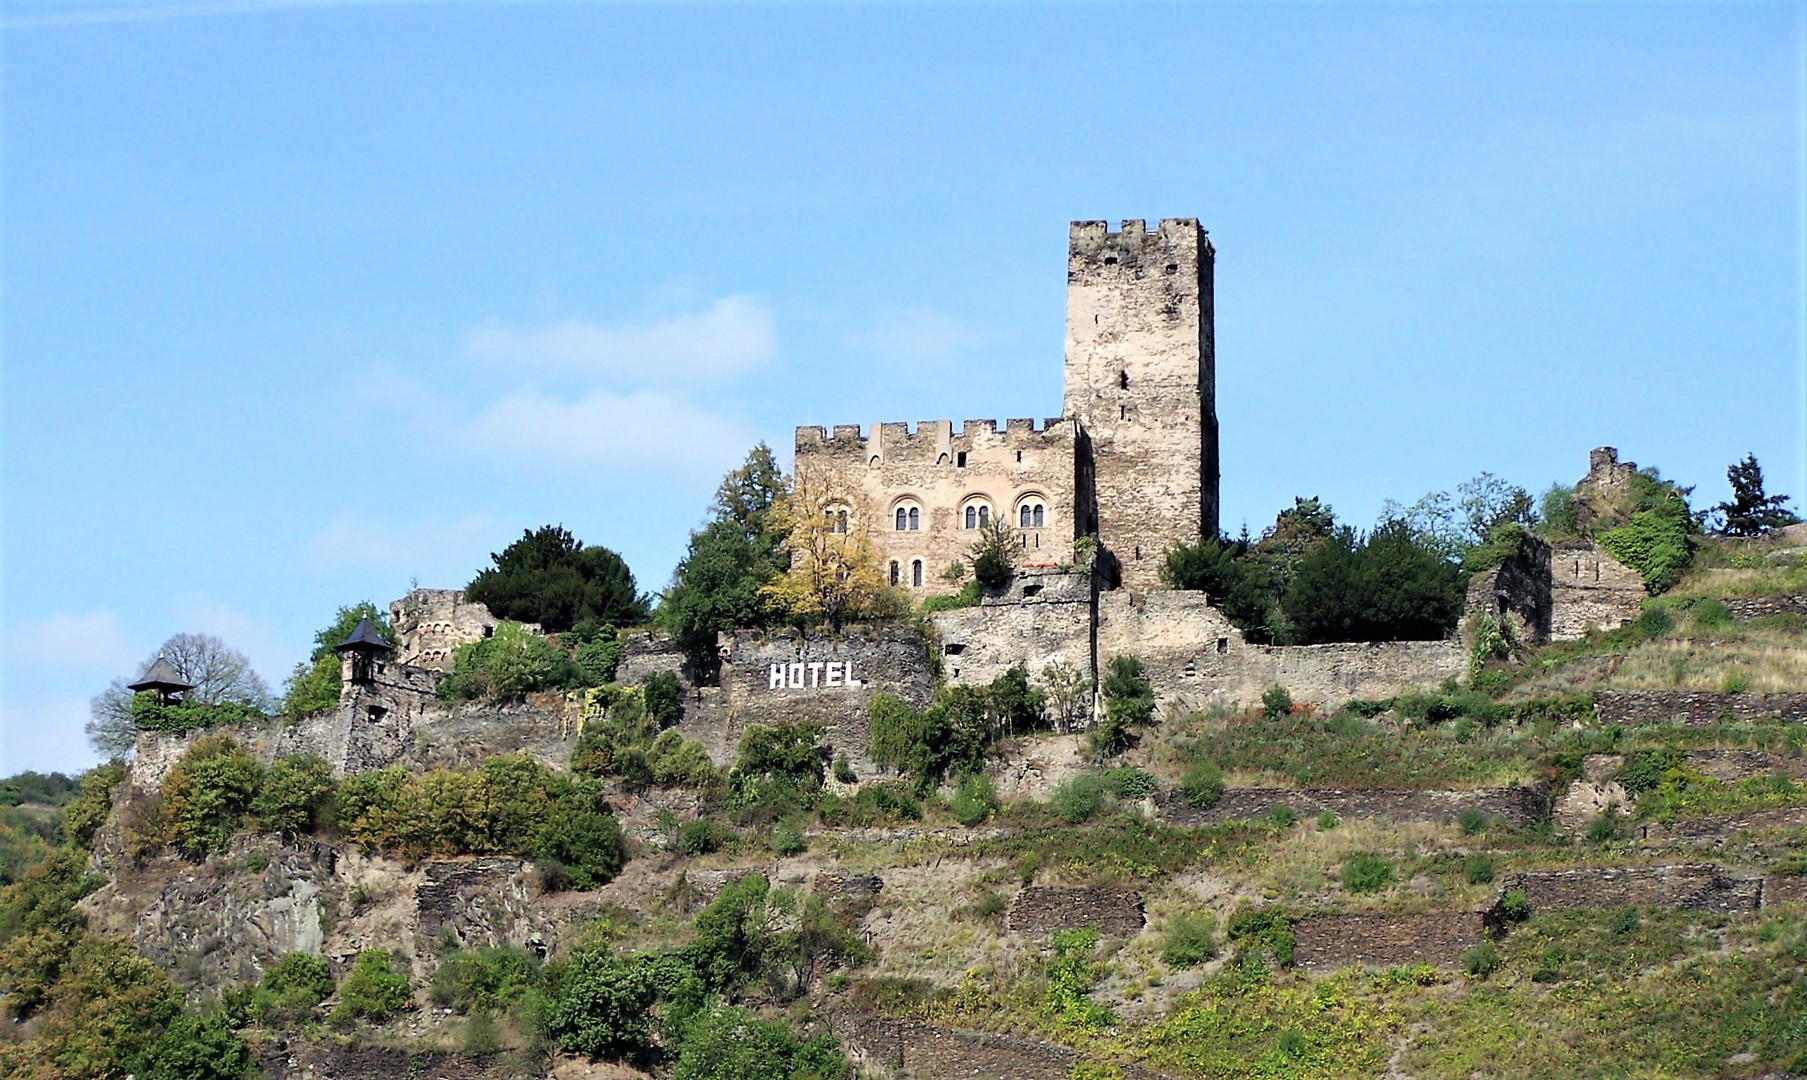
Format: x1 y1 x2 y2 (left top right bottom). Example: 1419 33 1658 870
1007 885 1144 935
263 1045 516 1080
1593 691 1807 726
1492 864 1762 921
1292 912 1484 971
1638 806 1807 847
834 1015 1173 1080
1725 595 1807 621
1156 786 1548 828
1763 875 1807 907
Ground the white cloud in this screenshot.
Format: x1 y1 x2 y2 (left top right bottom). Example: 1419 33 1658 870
306 512 504 580
465 387 757 475
7 610 140 678
848 306 985 368
464 296 776 387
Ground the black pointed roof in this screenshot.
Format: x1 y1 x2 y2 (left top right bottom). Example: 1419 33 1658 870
335 617 393 655
127 655 194 694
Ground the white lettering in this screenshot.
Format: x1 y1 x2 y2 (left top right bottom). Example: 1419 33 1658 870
787 663 805 688
808 661 824 687
846 661 859 687
769 664 785 689
825 661 842 687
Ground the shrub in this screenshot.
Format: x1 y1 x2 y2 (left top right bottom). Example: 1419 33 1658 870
948 773 1000 827
573 635 625 685
1282 520 1465 644
1464 854 1494 885
832 755 857 785
431 947 539 1013
729 722 828 814
263 951 333 1003
1339 854 1395 894
920 581 981 613
815 782 922 827
1179 760 1225 810
1316 810 1338 830
1692 599 1733 629
1225 908 1295 967
1598 496 1693 594
1634 606 1674 639
251 756 336 838
1609 907 1641 936
440 621 580 701
767 818 807 856
1586 813 1619 843
1261 685 1293 718
677 819 733 856
1457 808 1487 835
1499 889 1531 922
1161 910 1218 968
669 1003 849 1080
1050 775 1111 824
158 735 264 858
332 949 412 1022
1462 942 1500 978
1101 766 1157 800
1267 804 1296 828
969 520 1016 589
62 760 127 849
1095 656 1155 756
546 945 656 1060
643 671 685 729
129 694 265 734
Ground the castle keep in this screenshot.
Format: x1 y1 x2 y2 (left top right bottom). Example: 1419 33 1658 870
794 219 1218 592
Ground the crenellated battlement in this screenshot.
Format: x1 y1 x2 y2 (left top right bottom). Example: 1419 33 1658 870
795 417 1074 459
1068 218 1211 272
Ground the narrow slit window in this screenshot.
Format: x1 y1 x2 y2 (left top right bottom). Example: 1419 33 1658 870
956 451 968 468
836 510 848 534
912 560 923 587
889 561 900 586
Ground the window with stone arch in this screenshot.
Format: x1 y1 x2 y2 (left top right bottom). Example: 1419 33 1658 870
912 559 923 587
892 499 922 531
963 500 992 530
889 561 900 586
825 505 851 534
1017 495 1047 530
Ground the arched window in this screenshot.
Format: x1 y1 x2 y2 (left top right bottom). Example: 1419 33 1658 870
978 506 990 528
896 507 908 531
836 510 848 534
889 561 900 586
1033 505 1044 527
912 560 923 587
908 507 919 531
965 506 977 529
1019 504 1033 528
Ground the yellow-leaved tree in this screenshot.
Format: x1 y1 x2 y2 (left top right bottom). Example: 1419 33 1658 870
760 474 895 627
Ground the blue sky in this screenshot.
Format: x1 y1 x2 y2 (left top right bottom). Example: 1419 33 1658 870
3 1 1801 773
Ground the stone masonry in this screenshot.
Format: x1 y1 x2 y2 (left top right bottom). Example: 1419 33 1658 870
1292 912 1484 971
1007 885 1145 935
1593 690 1807 726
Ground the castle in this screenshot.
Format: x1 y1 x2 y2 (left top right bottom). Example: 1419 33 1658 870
794 219 1219 593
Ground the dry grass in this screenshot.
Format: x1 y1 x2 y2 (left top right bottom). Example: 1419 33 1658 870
1609 624 1807 693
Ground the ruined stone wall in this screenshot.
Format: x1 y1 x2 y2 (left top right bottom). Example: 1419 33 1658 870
127 696 578 792
1764 875 1807 907
1574 446 1643 533
616 628 690 683
1493 864 1762 918
1638 806 1807 848
932 569 1094 705
835 1017 1174 1080
1548 541 1645 639
1593 691 1807 726
793 417 1079 595
1156 786 1548 828
389 588 518 671
1064 219 1215 590
263 1045 521 1080
701 623 936 774
1463 537 1553 644
1007 885 1144 936
1292 912 1484 971
1095 591 1464 712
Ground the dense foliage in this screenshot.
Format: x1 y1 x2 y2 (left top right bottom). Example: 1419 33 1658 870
867 666 1049 788
657 445 789 672
1596 476 1697 593
1711 453 1799 537
467 525 649 634
88 632 272 758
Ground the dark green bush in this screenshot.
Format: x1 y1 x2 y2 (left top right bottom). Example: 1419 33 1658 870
767 818 807 855
1340 854 1395 894
1095 655 1155 756
155 735 264 858
440 621 581 701
1598 495 1693 594
920 580 982 613
1464 854 1495 885
815 782 922 827
573 636 625 685
948 772 1000 826
1225 908 1295 967
1462 942 1500 978
1316 810 1338 830
467 525 648 634
431 947 540 1014
251 756 335 838
1499 889 1531 922
1261 685 1293 718
332 949 412 1022
1267 804 1296 828
677 819 734 856
1050 775 1110 824
129 693 265 734
546 945 656 1060
1161 910 1218 968
1179 760 1225 810
1457 808 1487 835
670 1004 850 1080
264 951 333 1002
1282 520 1465 645
1586 814 1620 843
643 671 685 729
832 755 857 785
1101 766 1157 800
1609 907 1641 936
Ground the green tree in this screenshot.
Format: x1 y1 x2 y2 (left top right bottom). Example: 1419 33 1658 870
969 518 1017 589
658 445 789 672
547 945 656 1060
1712 453 1799 536
332 949 412 1022
467 525 649 633
440 621 579 701
156 736 265 858
1160 535 1276 639
671 1005 849 1080
1282 521 1463 644
250 756 335 838
1094 655 1155 756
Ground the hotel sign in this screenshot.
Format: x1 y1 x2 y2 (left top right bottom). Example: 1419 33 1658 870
768 661 864 690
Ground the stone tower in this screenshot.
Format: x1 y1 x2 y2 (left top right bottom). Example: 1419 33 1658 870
1063 219 1218 590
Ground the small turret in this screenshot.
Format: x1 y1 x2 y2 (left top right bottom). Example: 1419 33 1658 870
335 617 393 686
127 654 194 706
